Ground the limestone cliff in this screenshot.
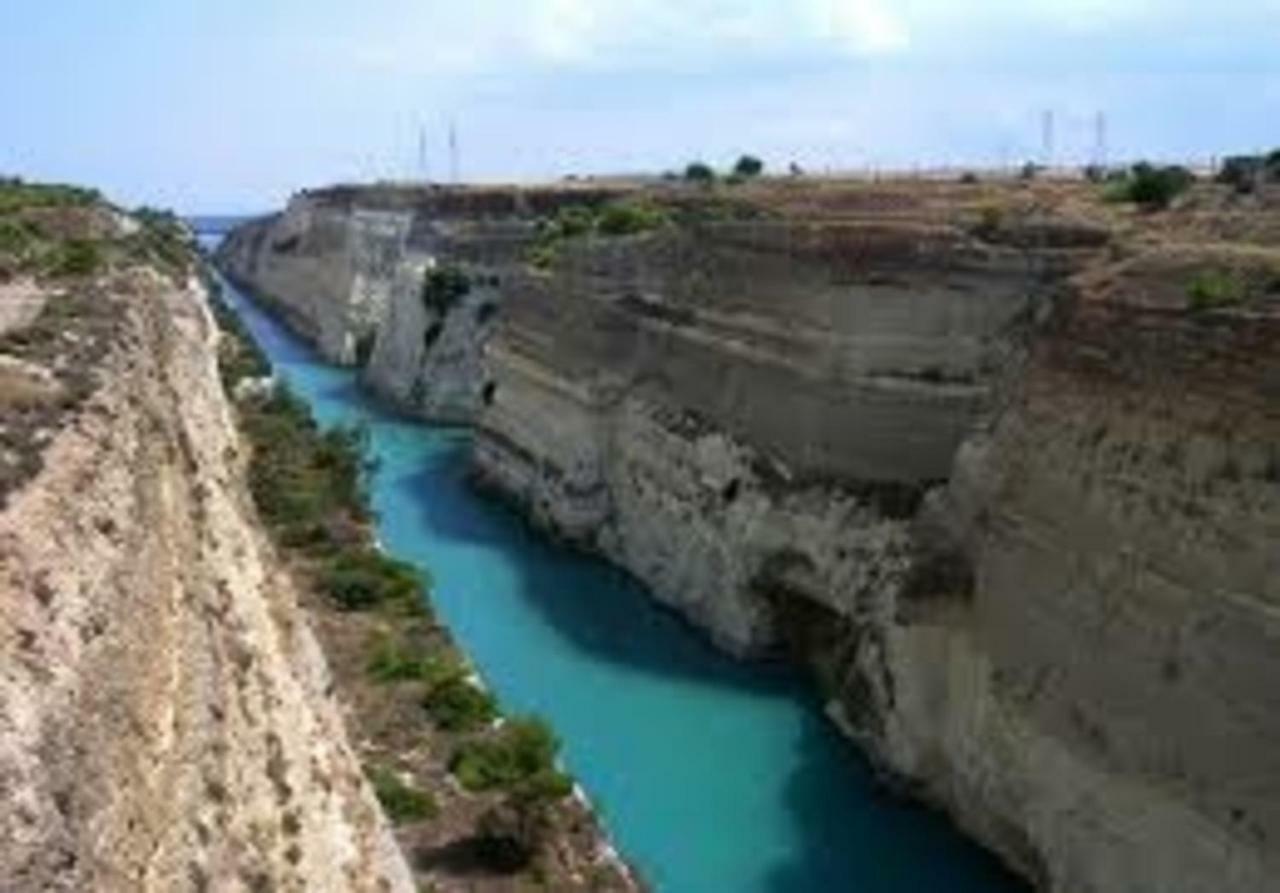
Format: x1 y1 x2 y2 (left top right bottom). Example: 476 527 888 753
0 218 412 890
216 185 624 423
217 178 1280 893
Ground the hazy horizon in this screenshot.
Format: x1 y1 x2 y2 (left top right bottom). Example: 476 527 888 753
2 1 1277 214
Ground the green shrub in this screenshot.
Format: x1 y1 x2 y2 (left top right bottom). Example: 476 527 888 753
0 180 99 214
684 162 716 184
421 265 471 314
1110 162 1194 210
549 205 595 239
211 296 271 388
241 385 370 531
320 548 423 611
45 238 101 277
368 637 453 683
367 765 438 823
0 218 42 256
732 155 764 179
595 201 668 237
1187 269 1246 312
368 637 425 682
450 716 572 800
423 672 498 732
1218 155 1264 194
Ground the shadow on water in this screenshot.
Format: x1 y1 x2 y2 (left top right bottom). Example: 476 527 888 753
390 456 797 693
208 254 1029 893
382 425 1026 893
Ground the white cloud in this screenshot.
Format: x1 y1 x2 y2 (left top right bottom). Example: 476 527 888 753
322 0 1276 81
327 0 914 79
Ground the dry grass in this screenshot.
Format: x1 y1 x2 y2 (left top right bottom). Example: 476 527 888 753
0 362 61 410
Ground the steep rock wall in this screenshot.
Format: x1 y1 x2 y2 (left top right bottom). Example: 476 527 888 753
865 291 1280 893
473 221 1044 651
216 185 622 421
216 198 409 365
218 182 1280 893
0 270 412 892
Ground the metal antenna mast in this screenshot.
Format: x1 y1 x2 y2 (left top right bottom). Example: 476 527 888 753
448 118 460 184
1041 109 1055 170
1093 111 1108 169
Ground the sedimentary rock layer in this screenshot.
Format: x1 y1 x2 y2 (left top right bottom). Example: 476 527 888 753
218 180 1280 893
0 269 412 892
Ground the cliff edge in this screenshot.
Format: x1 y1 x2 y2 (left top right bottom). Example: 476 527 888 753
0 187 412 891
216 175 1280 893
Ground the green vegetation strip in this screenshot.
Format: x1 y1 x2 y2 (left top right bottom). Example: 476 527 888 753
0 178 193 283
211 279 577 866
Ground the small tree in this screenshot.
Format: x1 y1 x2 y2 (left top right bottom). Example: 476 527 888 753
684 162 716 185
1124 162 1194 210
1218 156 1263 195
732 155 764 179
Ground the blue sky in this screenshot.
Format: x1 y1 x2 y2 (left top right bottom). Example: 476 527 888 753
1 1 1277 212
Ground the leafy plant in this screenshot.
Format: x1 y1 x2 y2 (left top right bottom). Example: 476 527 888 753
684 161 716 184
450 716 572 801
732 155 764 179
595 201 668 237
320 548 424 611
366 765 438 823
421 265 471 314
1187 269 1246 312
423 671 499 732
1107 162 1194 210
44 238 101 277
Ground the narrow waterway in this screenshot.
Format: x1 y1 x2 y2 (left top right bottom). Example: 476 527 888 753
206 248 1024 893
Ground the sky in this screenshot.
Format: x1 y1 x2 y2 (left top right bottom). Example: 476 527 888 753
1 1 1278 212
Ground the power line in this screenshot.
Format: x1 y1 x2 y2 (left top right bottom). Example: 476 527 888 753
448 118 459 184
417 126 429 182
1041 109 1055 169
1093 111 1109 169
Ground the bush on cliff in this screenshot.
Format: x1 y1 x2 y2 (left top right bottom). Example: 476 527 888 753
1186 268 1246 312
366 765 438 824
1105 162 1194 210
240 384 373 544
423 670 499 732
595 200 668 236
732 155 764 179
320 547 424 611
450 716 572 800
368 636 456 683
43 238 102 277
421 265 471 314
684 161 716 185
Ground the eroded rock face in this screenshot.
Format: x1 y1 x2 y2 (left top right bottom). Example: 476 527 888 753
473 221 1039 652
218 180 1280 893
867 295 1280 893
216 199 409 365
0 271 412 892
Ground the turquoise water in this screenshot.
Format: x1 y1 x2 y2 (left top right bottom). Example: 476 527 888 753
208 253 1024 893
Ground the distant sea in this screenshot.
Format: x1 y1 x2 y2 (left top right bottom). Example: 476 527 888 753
185 214 257 236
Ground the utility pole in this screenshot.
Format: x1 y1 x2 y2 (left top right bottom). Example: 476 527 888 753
1041 109 1055 170
448 118 460 184
1093 111 1108 170
417 126 429 182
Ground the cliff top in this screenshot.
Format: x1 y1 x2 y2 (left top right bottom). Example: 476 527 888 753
0 180 197 503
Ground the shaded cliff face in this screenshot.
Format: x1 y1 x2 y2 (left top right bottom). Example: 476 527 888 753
216 200 408 365
885 275 1280 893
473 212 1058 650
216 184 626 422
218 177 1280 893
0 206 412 891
